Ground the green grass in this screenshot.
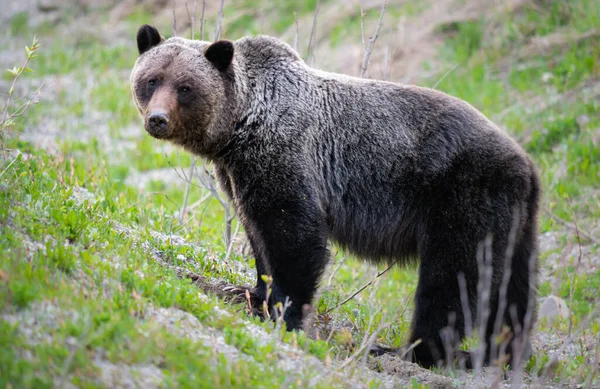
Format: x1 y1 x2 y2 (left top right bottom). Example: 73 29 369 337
1 140 374 388
9 12 29 36
33 42 134 76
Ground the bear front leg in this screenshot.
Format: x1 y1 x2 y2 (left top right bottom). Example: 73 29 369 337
242 191 329 331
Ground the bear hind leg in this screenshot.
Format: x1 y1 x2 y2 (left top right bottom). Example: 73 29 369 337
405 239 479 369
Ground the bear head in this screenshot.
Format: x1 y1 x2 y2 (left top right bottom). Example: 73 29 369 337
130 24 235 156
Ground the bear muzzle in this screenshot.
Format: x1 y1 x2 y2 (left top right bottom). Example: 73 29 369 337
146 111 170 138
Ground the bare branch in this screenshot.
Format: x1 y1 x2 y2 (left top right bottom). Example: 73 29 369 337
474 235 494 372
359 0 387 78
339 310 390 370
179 159 197 223
489 207 521 364
327 254 346 288
215 0 225 40
360 1 366 52
432 63 459 90
179 0 200 225
305 0 320 63
199 0 206 40
326 260 398 313
185 0 198 39
293 12 299 51
0 155 19 178
196 160 234 246
567 198 583 338
172 0 177 37
457 272 473 338
223 220 241 273
548 211 600 245
381 26 393 80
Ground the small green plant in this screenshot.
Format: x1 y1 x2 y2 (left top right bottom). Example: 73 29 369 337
1 37 41 143
0 37 40 133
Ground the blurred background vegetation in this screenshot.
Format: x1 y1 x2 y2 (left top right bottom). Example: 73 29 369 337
1 0 599 387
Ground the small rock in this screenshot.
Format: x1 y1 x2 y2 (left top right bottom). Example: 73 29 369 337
70 186 96 205
539 231 560 253
541 72 554 83
576 114 590 127
37 0 62 12
539 295 570 321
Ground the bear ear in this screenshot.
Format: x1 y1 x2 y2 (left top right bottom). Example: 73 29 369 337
205 40 234 72
137 24 164 55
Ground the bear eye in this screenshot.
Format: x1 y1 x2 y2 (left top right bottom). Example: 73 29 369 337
148 79 157 88
178 86 190 94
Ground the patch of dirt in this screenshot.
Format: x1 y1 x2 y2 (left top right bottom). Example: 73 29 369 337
92 360 164 389
285 0 531 82
538 228 600 288
125 166 187 189
369 354 456 388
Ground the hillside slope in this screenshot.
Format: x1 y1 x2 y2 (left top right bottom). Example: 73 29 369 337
1 0 599 387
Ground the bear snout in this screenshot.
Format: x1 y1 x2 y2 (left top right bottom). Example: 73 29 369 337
146 111 170 138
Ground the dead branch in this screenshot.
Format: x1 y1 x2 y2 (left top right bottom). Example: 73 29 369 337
305 0 320 63
223 219 241 272
179 0 200 224
547 211 600 245
431 63 459 89
489 207 521 365
359 0 387 78
199 0 206 40
293 12 299 52
196 161 234 246
215 0 225 40
566 198 584 339
172 0 177 37
326 261 398 314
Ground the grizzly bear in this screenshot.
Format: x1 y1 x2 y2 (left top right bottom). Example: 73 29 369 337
131 24 540 369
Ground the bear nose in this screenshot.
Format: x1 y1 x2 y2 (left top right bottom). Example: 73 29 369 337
147 112 169 136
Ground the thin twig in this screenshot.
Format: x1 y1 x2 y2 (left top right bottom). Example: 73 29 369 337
567 198 583 338
339 315 390 370
305 0 320 62
2 39 40 125
186 193 213 211
326 261 397 313
223 220 241 273
327 254 346 288
172 0 177 37
359 1 366 53
185 0 198 39
0 155 19 178
199 0 206 40
381 26 394 80
432 63 459 89
457 272 473 338
215 0 225 40
196 161 234 246
293 12 299 51
359 0 387 78
180 159 197 223
548 211 600 245
490 207 521 364
474 235 494 372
